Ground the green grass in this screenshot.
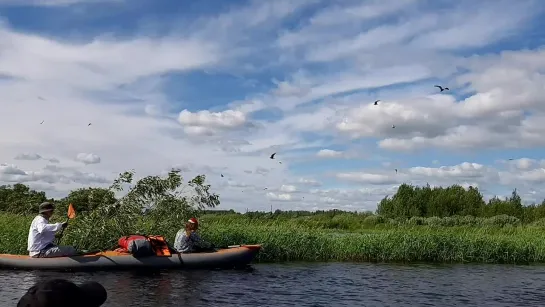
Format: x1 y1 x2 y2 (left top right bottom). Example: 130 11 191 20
3 213 545 264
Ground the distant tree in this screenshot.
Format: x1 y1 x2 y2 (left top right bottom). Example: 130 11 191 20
64 169 221 250
0 183 48 214
56 187 117 214
376 183 542 221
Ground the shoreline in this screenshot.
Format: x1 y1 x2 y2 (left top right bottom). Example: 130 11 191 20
2 213 545 265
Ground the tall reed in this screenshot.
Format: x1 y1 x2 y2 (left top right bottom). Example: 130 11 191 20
2 213 545 264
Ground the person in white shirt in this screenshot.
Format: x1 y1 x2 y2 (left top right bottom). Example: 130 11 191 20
27 202 78 258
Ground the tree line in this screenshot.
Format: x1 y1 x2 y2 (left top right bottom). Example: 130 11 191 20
205 184 545 224
0 183 117 215
376 184 545 223
1 181 544 223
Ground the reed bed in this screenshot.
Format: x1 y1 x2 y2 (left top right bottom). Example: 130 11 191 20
2 213 545 264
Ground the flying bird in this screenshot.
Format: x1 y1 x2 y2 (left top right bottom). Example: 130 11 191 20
434 85 449 92
270 153 276 159
221 174 224 177
38 96 45 101
508 158 514 161
374 100 380 105
395 169 398 174
40 120 44 124
263 188 267 190
88 123 92 126
392 125 396 128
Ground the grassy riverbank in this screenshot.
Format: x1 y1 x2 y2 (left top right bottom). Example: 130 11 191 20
3 212 545 264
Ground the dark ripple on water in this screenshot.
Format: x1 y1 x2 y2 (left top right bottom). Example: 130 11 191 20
1 263 545 306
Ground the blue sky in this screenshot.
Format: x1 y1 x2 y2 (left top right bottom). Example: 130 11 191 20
0 0 545 212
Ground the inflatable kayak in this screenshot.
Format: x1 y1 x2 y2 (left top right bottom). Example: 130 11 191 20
0 245 261 271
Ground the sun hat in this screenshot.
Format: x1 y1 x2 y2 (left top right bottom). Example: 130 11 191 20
38 202 55 214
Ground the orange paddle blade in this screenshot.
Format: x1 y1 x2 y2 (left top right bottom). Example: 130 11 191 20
67 203 76 219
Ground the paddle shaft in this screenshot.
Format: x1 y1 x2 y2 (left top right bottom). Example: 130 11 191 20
55 217 69 245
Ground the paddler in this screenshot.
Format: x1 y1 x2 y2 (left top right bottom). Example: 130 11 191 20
27 202 77 258
173 217 215 253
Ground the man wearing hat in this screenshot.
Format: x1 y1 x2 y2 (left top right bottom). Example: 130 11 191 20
27 202 77 258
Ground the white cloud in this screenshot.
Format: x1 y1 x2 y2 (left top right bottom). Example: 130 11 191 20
0 163 27 176
510 158 536 170
351 49 545 152
75 153 101 165
0 163 108 192
279 184 297 192
144 104 163 117
316 149 343 158
408 162 491 179
14 153 42 161
337 162 503 188
177 109 247 136
298 178 321 187
266 192 295 202
0 27 220 93
272 80 311 98
337 172 399 185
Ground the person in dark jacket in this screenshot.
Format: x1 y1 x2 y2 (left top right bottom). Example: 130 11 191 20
17 278 107 307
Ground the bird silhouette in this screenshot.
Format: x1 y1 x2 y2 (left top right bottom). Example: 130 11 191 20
374 100 380 105
395 169 398 173
392 125 396 128
88 123 92 126
508 158 514 161
434 85 449 92
221 174 224 177
270 153 276 159
40 120 44 124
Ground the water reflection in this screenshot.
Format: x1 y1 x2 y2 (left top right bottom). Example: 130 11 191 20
2 263 545 306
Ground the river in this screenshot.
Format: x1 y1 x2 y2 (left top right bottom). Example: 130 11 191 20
1 262 545 306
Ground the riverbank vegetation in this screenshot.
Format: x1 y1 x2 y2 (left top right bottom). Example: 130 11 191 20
1 170 545 264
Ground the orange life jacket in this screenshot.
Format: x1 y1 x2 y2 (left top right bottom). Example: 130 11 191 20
117 235 172 257
147 235 172 257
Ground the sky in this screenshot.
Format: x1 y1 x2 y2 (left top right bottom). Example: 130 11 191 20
0 0 545 212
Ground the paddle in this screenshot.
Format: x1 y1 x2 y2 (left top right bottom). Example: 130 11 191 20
56 203 76 245
212 245 242 250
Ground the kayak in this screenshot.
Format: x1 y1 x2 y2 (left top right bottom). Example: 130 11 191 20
0 245 261 271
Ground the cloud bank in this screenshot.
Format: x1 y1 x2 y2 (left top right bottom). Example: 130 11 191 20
0 0 544 211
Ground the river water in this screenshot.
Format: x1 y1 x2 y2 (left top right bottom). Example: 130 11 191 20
1 262 545 306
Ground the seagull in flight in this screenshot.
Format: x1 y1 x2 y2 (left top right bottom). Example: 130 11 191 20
434 85 449 92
